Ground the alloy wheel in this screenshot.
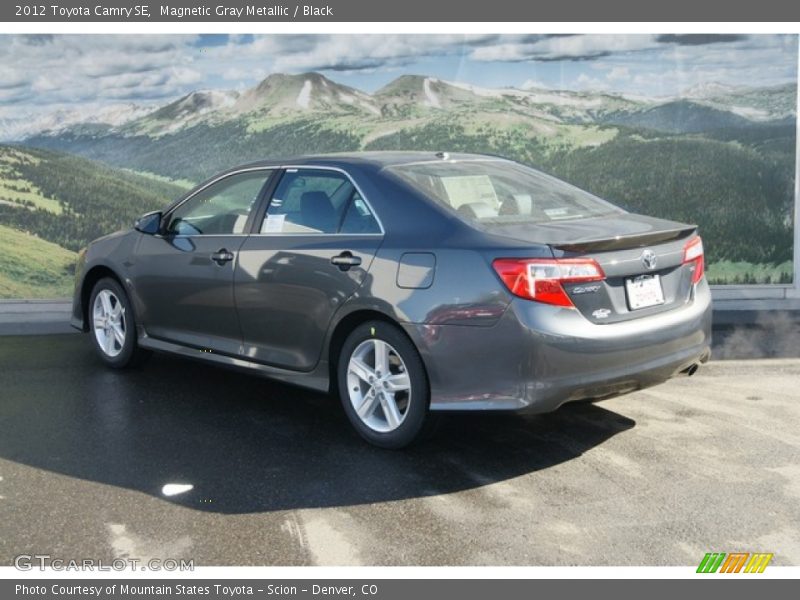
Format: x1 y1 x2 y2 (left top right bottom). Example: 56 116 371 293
346 339 412 433
92 289 126 358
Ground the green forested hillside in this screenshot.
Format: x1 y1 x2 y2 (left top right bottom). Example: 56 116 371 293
544 134 795 266
0 145 185 298
36 120 363 184
0 145 184 253
604 100 756 133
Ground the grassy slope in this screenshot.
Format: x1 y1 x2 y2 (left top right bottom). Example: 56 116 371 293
0 224 75 298
0 145 186 299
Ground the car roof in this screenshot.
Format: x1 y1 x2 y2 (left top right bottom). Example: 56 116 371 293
228 151 506 171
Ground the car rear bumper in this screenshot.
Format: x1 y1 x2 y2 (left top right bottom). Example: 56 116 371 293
403 280 712 412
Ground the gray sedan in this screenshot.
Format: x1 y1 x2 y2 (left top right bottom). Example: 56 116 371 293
71 152 712 448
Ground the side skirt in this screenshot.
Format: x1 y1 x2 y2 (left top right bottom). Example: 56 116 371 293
137 334 330 393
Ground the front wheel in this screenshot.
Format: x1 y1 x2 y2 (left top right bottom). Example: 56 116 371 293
337 321 433 449
89 277 149 368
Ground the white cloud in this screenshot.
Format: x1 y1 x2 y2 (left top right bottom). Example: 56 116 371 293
0 33 795 126
0 35 201 109
520 79 552 90
471 34 661 62
574 73 610 91
606 66 631 82
199 34 495 75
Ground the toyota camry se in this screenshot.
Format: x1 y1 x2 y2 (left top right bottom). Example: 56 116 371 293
71 152 711 448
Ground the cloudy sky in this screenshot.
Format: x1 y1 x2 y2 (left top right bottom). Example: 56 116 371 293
0 33 796 120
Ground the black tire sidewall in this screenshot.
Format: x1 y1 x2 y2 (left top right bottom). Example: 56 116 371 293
337 320 430 449
89 277 138 368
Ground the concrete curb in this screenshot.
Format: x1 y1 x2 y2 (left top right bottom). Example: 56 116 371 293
0 300 74 335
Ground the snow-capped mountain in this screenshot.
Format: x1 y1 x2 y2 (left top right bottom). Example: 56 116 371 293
374 75 481 111
125 90 240 135
0 102 154 141
6 73 797 142
680 82 743 99
233 72 380 116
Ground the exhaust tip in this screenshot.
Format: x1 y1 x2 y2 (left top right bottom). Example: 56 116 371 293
682 363 699 377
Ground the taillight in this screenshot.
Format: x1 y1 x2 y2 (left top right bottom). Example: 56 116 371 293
682 236 704 284
492 258 605 307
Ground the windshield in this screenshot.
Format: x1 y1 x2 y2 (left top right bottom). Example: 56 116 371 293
386 159 623 224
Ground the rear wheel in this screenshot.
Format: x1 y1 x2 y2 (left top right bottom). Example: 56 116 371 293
337 321 432 449
89 277 149 368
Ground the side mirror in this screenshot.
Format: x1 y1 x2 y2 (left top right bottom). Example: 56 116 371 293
134 211 162 235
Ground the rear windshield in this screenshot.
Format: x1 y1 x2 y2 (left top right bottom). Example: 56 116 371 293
385 159 623 224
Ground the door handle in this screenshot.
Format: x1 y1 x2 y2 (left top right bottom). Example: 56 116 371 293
331 251 362 271
211 248 235 266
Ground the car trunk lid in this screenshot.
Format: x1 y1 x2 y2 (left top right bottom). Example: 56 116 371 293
484 213 699 323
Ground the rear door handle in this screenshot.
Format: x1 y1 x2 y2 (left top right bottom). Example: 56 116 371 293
211 248 235 266
331 251 362 270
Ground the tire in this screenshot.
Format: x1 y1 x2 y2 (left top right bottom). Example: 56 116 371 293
337 320 433 449
88 277 150 369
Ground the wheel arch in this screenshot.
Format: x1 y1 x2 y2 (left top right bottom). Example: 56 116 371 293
79 265 125 332
327 309 429 396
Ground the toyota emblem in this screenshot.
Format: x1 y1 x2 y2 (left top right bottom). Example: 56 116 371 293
641 249 658 270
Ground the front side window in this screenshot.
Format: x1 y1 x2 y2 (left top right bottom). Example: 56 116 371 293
261 169 380 235
168 170 272 236
386 160 623 225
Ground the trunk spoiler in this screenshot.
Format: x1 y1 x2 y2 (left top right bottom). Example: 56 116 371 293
551 225 696 253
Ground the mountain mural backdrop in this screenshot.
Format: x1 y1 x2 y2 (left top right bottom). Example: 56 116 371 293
0 71 795 297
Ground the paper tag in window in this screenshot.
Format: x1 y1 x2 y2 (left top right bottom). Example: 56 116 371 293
544 207 570 219
262 214 286 233
440 175 499 211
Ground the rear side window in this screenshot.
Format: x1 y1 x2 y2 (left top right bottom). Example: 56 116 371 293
340 192 381 234
386 160 622 224
262 169 380 235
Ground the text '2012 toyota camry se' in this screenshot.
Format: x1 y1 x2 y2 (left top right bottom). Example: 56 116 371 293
71 152 711 448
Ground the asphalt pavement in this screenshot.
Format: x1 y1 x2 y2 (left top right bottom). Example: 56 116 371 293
0 334 798 566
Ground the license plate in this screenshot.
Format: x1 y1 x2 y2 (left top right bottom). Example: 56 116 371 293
625 274 665 310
